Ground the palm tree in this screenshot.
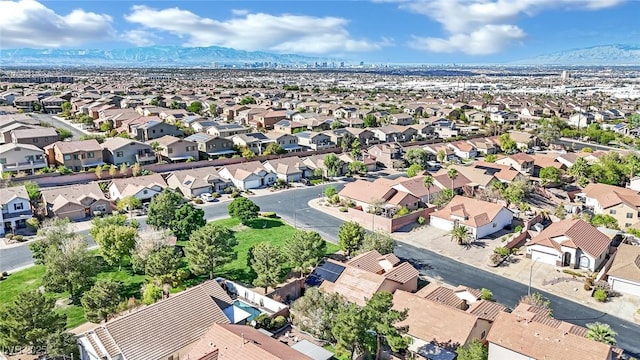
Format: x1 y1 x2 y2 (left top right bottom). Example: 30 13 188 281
450 224 472 246
423 175 434 205
586 322 617 345
150 141 164 164
447 168 458 193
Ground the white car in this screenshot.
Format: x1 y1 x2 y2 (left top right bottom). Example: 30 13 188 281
199 193 214 202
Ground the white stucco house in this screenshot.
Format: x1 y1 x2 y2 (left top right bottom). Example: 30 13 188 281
108 173 168 202
526 219 611 272
607 243 640 297
0 186 33 235
429 196 513 239
218 161 277 190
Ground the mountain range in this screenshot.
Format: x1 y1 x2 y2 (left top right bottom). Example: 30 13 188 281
515 44 640 66
0 45 334 67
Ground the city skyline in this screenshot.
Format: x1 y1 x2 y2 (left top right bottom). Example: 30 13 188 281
0 0 638 64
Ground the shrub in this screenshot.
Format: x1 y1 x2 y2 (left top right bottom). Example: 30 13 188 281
212 192 221 198
12 235 24 242
1 271 8 277
270 315 287 330
514 225 523 233
480 288 494 301
562 269 585 278
5 233 13 240
494 246 510 257
417 216 426 225
395 207 410 217
339 207 348 212
594 289 607 302
254 313 271 329
231 191 241 198
194 198 204 204
261 211 277 218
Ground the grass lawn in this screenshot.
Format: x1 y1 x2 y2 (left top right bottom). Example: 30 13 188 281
0 216 339 329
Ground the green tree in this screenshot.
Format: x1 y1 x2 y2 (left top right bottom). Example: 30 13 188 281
169 100 182 109
241 147 256 160
30 217 76 265
348 160 367 175
185 223 238 279
338 221 365 256
145 246 183 279
362 292 410 359
538 117 566 146
586 322 617 345
92 224 137 269
406 163 423 177
56 127 73 140
61 101 72 113
363 114 377 127
324 153 341 177
147 189 184 229
362 231 396 254
150 140 164 164
209 103 218 114
24 181 41 205
142 282 163 305
498 133 517 152
590 214 620 230
433 188 454 207
501 180 529 207
480 288 494 301
405 148 428 167
109 164 118 178
447 167 459 190
451 224 472 245
457 339 488 360
568 157 590 179
170 203 206 241
539 166 562 186
117 195 141 218
286 230 327 276
485 154 498 163
42 237 97 303
46 331 79 358
423 174 434 204
291 288 343 341
251 242 283 293
332 302 365 358
554 204 567 220
262 142 286 155
0 290 66 350
324 185 337 198
81 279 122 323
437 149 446 162
132 162 141 177
187 101 203 114
239 96 256 105
228 196 260 224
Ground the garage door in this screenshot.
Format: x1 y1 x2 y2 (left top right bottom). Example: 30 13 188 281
530 250 557 266
609 277 640 297
430 216 454 231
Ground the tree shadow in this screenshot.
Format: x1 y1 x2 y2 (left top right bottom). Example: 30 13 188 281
247 218 284 230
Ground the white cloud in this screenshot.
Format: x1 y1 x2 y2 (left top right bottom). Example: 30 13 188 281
121 30 158 47
396 0 625 55
0 0 114 48
124 5 390 54
231 9 249 16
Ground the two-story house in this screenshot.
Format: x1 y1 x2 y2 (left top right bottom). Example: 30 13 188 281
263 132 300 152
132 120 183 142
11 127 60 148
230 133 272 155
388 113 415 126
101 137 156 166
45 139 105 171
579 183 640 229
205 122 251 138
0 143 48 175
495 153 534 175
185 133 235 158
367 142 404 169
0 186 33 235
148 135 199 162
294 131 333 151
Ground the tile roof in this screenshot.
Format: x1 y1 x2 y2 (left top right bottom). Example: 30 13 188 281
168 167 223 190
415 283 466 309
486 311 612 360
466 300 508 321
528 219 611 258
187 323 312 360
83 280 232 360
41 183 108 211
338 179 399 204
0 185 29 204
47 139 102 153
607 243 640 283
346 250 386 273
100 137 150 151
319 265 385 307
110 173 168 198
431 195 511 228
582 183 640 209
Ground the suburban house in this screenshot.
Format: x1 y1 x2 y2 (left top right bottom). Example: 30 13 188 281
0 186 33 235
526 219 611 272
101 137 156 166
10 127 60 148
367 142 404 169
294 131 333 150
496 153 535 175
312 251 419 306
274 119 306 134
41 95 66 114
205 122 251 137
393 290 493 355
390 175 444 205
302 154 348 178
131 120 183 142
339 179 420 215
45 139 105 172
607 243 640 297
185 133 235 158
263 132 301 152
262 156 311 182
471 162 526 183
344 127 377 146
424 143 456 162
489 111 519 124
430 196 513 239
148 135 199 162
77 280 234 360
508 131 541 149
13 95 39 112
0 143 48 174
467 138 499 155
231 133 272 155
252 110 287 129
486 303 615 360
185 323 313 360
41 183 112 220
108 173 168 202
166 167 229 198
447 141 478 159
578 183 640 229
218 161 277 190
389 113 415 125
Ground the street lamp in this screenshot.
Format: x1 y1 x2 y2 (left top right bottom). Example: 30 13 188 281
528 257 540 296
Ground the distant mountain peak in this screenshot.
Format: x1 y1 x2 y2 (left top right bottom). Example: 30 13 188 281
515 44 640 66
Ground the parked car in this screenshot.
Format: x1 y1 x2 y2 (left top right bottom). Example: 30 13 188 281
200 193 214 202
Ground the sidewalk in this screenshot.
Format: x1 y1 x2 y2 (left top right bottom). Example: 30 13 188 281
309 199 640 323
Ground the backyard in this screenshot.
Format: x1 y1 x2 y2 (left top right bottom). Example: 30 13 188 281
0 216 339 329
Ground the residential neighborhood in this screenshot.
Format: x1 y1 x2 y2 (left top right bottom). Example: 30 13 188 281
0 66 640 360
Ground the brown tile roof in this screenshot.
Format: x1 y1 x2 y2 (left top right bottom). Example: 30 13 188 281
392 290 479 346
41 183 109 211
415 283 466 309
320 264 385 307
582 183 640 209
383 262 419 284
431 195 511 228
528 219 611 258
84 280 232 360
607 243 640 283
47 139 102 153
508 152 534 164
338 179 399 204
347 250 385 273
486 312 612 360
110 173 168 198
432 170 471 190
187 323 311 360
466 300 508 321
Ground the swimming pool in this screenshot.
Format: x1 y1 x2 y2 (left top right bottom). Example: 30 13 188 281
233 300 262 323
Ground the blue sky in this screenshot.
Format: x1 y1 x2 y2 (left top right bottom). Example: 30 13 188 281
0 0 638 63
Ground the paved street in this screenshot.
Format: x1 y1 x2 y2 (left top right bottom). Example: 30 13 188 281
557 137 624 152
1 182 639 355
